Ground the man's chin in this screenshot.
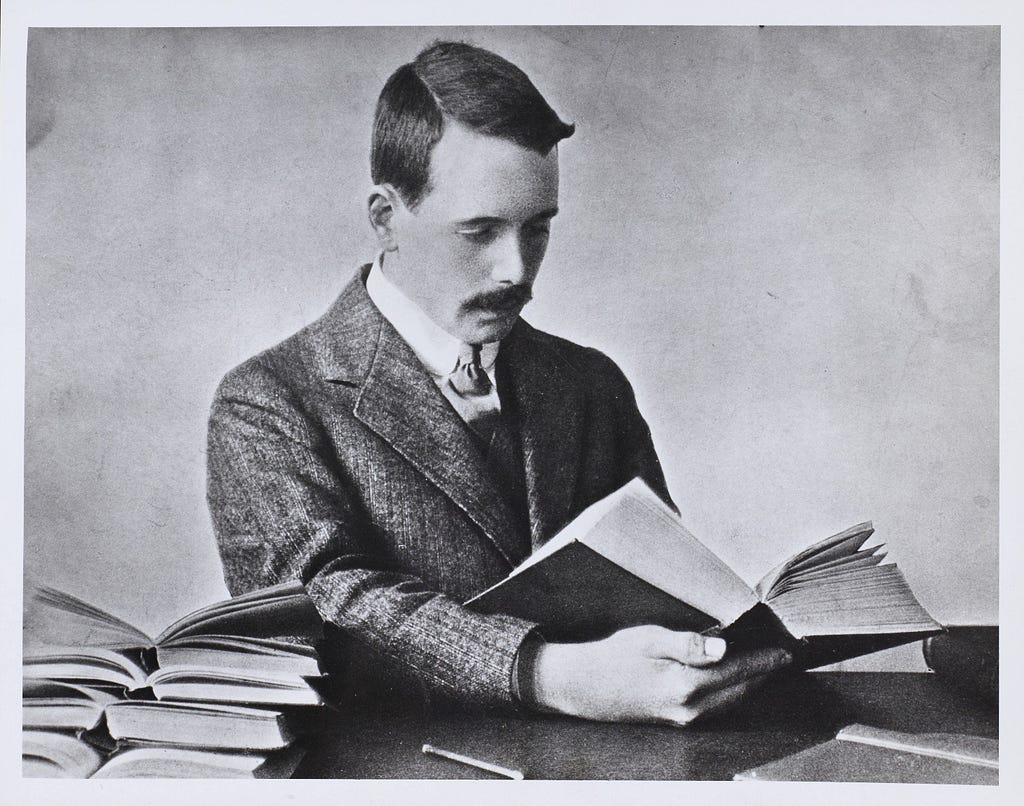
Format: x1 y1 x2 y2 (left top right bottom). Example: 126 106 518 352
458 308 521 344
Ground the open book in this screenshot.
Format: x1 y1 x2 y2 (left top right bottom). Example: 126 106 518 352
468 478 941 667
23 679 123 732
103 700 309 751
23 729 108 779
90 743 306 779
24 580 324 705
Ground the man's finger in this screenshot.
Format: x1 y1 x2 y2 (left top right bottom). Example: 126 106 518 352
664 674 768 726
679 646 791 700
646 628 728 667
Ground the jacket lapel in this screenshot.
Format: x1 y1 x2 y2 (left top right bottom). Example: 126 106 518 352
312 269 525 568
502 322 584 547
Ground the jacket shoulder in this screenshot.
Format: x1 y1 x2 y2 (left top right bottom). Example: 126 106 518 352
514 320 630 385
214 324 318 403
215 268 374 401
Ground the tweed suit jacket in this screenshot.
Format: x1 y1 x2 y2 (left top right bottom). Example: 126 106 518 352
206 265 671 711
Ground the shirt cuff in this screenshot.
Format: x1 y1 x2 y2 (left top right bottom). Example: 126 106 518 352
511 630 547 711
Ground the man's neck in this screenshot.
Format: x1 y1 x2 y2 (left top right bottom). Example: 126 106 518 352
365 254 499 378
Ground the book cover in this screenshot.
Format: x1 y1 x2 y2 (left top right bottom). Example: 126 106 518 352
734 723 998 785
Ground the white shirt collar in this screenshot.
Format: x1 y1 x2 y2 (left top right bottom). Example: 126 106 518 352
365 254 499 378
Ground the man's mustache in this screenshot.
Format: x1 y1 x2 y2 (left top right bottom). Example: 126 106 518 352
464 284 534 311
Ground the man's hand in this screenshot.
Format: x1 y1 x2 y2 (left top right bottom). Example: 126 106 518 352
530 625 791 726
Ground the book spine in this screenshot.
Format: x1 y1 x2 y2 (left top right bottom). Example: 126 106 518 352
141 646 159 675
923 627 998 706
722 602 799 654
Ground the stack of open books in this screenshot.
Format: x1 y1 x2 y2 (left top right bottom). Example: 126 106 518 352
23 580 325 778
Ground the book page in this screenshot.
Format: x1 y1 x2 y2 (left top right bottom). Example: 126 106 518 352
148 677 323 706
582 484 757 626
755 522 876 598
576 479 756 625
23 646 150 688
157 635 317 654
155 581 321 644
767 547 888 598
24 583 152 649
155 638 321 677
146 667 313 689
766 564 940 637
23 730 106 779
91 746 270 778
23 679 124 705
108 700 289 718
470 478 757 626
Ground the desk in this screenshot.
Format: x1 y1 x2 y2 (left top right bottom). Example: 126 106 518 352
295 671 997 780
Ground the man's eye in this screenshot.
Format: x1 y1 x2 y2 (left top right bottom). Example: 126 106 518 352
457 226 497 241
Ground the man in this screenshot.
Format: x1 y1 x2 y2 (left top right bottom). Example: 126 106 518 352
207 41 789 724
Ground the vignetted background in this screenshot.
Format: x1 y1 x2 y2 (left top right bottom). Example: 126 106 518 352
25 26 998 669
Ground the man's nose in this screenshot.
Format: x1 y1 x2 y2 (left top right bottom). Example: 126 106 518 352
491 233 530 285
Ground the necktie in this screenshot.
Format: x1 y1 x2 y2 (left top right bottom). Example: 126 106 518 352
446 343 500 442
448 344 492 396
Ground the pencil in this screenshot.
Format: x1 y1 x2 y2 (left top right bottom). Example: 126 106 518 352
421 743 524 780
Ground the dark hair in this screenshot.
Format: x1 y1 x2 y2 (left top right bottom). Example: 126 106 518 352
371 41 575 208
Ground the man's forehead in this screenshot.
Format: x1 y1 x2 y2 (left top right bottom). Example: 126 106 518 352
421 125 560 219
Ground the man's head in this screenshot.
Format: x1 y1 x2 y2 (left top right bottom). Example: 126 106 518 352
368 41 575 344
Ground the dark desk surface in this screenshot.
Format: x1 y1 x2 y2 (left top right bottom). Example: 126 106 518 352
295 671 998 780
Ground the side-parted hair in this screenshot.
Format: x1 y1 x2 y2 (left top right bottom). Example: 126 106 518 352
371 41 575 208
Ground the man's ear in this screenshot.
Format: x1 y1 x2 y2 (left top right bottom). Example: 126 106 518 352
368 184 401 252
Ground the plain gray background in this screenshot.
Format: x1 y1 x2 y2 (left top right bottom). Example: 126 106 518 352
24 26 998 670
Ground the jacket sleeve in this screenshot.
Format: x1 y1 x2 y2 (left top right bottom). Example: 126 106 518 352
205 362 537 711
